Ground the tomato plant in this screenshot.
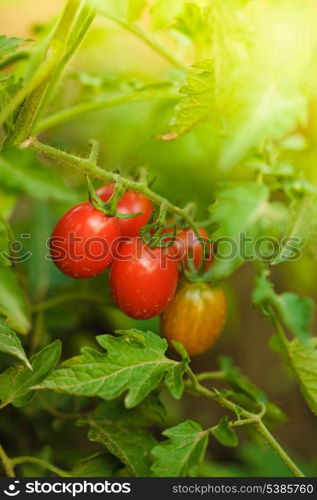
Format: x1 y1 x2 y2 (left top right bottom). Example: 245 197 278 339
0 0 317 482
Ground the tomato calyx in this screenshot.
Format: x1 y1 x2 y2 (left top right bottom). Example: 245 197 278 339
87 177 144 220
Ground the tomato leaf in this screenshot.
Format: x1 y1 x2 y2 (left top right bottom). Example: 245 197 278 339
79 401 157 477
151 420 209 477
36 330 186 408
211 416 239 447
208 183 287 282
0 266 31 334
0 216 10 267
0 340 61 408
0 319 31 369
71 453 121 477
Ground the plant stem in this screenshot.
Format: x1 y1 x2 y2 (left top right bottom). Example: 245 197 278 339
1 0 83 144
0 444 15 477
31 292 105 313
35 87 176 133
105 14 188 72
11 456 70 477
255 420 304 478
196 371 225 381
0 50 30 70
185 367 305 477
21 137 203 243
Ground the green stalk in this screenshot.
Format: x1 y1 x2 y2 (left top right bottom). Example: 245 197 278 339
185 367 305 477
21 137 203 245
2 0 84 145
0 444 15 477
35 87 176 133
11 456 70 477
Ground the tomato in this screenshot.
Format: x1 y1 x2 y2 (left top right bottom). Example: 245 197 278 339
97 185 153 237
171 227 213 271
50 202 121 279
109 237 179 319
161 281 227 356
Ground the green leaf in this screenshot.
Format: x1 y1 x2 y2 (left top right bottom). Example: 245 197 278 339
253 273 314 341
0 266 31 334
275 293 314 342
0 149 77 203
0 35 23 59
211 416 238 447
71 453 121 477
219 356 266 405
151 420 209 477
218 81 307 169
159 61 215 141
0 340 61 408
272 336 317 416
272 195 316 265
0 319 31 369
80 401 156 477
173 3 208 44
208 183 286 281
37 330 186 408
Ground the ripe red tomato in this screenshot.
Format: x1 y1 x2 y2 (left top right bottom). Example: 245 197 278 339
97 185 153 237
171 227 213 271
50 202 121 279
109 237 179 319
161 281 227 356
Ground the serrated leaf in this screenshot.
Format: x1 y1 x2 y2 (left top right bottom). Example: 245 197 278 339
80 401 156 477
159 61 214 141
0 319 31 369
71 453 121 477
0 149 77 203
0 265 30 334
37 331 186 408
211 416 238 447
0 340 61 408
208 183 286 281
151 420 209 477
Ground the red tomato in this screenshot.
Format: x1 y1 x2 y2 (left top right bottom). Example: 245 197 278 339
97 185 153 237
50 202 121 279
109 237 179 319
171 227 213 271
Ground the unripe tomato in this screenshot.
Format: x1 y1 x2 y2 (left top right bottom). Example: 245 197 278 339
109 237 179 319
50 202 121 279
161 281 227 356
171 227 214 271
97 185 153 237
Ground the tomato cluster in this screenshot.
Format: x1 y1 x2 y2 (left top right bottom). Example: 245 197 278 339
50 185 226 355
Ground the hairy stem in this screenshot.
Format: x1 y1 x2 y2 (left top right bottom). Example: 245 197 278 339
186 367 305 477
31 292 106 313
0 444 15 477
11 456 70 477
21 137 203 244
